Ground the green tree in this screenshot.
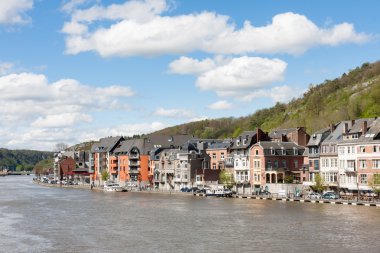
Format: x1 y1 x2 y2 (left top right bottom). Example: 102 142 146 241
313 174 326 193
368 174 380 198
219 170 235 189
101 170 110 182
284 175 294 183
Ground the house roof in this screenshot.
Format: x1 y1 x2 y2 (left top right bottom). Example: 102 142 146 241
268 128 298 138
230 131 257 150
307 127 330 146
91 136 123 153
256 141 305 156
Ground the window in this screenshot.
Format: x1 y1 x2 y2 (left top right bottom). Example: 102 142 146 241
360 174 367 184
212 163 216 170
255 150 259 155
314 160 319 170
243 139 247 145
309 160 313 167
242 160 246 167
221 153 225 160
271 148 275 155
281 148 286 155
359 160 367 169
347 147 351 154
212 153 216 159
373 160 380 169
274 161 278 169
374 146 379 153
339 147 345 155
235 160 239 167
177 174 180 179
184 174 188 179
267 161 272 169
351 146 355 153
347 160 356 170
294 160 298 169
282 160 287 168
359 146 365 153
236 140 240 146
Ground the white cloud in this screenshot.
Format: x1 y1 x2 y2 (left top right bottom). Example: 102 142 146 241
169 56 287 97
168 56 216 75
241 85 304 103
31 113 93 128
0 71 141 150
207 100 233 110
61 1 370 57
61 0 96 13
154 107 195 119
0 72 134 125
0 0 33 25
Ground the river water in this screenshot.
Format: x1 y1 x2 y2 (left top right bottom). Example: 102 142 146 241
0 176 379 253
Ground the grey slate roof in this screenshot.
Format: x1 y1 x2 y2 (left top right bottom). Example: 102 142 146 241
230 131 257 150
257 141 305 156
307 127 330 146
269 128 298 139
91 136 123 153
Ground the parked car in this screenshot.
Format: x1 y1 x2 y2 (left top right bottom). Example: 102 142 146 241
180 187 190 192
308 192 321 199
322 192 338 199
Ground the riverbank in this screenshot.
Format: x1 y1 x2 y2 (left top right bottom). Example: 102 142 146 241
193 192 380 207
33 180 380 207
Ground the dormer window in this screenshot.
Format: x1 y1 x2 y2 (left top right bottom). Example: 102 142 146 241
293 147 298 155
270 148 275 155
243 139 247 145
236 140 240 146
281 148 286 155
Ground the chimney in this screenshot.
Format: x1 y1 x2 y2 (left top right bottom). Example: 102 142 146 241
330 123 336 133
351 119 355 127
362 121 368 135
344 123 348 134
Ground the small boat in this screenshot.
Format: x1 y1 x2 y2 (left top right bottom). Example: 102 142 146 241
205 188 233 197
103 183 127 192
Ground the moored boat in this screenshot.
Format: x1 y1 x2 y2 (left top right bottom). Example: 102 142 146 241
103 183 127 192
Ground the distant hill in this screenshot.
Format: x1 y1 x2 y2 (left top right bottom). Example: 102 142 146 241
0 149 53 171
154 61 380 138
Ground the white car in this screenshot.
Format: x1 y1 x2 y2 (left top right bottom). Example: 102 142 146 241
308 192 321 199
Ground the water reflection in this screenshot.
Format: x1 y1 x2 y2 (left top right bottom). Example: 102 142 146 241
0 176 379 253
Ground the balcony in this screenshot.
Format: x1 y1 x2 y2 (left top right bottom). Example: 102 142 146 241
344 167 356 173
129 168 140 174
129 160 140 166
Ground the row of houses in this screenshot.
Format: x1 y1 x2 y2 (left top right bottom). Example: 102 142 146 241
53 117 380 195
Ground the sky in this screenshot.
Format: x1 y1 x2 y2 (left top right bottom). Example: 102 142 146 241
0 0 379 151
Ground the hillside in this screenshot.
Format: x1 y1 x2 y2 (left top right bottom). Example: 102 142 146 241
154 61 380 138
0 149 53 171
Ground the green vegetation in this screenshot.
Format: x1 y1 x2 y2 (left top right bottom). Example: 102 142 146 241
313 174 326 193
0 148 53 171
219 170 235 189
284 175 294 184
101 170 110 181
34 158 54 175
154 61 380 137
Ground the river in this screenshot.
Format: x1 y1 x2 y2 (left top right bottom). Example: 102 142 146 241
0 176 379 253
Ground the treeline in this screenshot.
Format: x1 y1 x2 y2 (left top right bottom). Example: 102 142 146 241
154 61 380 137
0 148 53 171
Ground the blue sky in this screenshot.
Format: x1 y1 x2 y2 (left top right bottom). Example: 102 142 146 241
0 0 379 150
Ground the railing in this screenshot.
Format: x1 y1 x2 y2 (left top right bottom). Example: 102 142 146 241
129 169 140 174
128 160 140 166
